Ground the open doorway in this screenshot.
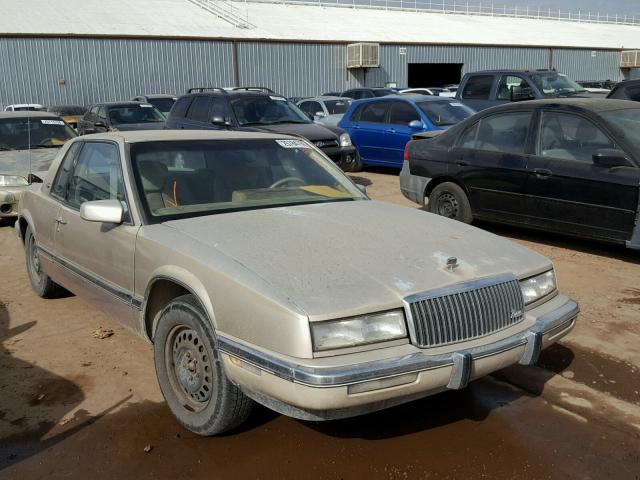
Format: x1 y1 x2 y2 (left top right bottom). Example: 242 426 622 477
408 63 463 87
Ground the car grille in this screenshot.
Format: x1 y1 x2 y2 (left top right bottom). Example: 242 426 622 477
314 139 339 149
405 275 525 348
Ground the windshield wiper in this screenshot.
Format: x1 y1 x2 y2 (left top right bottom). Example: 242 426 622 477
266 120 310 125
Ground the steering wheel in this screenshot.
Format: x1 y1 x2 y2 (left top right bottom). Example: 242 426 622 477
269 177 306 189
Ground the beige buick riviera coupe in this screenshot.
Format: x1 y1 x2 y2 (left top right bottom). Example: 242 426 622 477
17 131 579 435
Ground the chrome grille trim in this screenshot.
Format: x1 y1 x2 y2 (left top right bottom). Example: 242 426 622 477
403 274 525 348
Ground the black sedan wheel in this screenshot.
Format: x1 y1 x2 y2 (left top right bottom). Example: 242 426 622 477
427 182 473 223
154 294 253 436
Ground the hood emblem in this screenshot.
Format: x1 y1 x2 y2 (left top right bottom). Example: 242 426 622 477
446 257 459 272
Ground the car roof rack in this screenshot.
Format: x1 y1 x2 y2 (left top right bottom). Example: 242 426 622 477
231 86 278 94
187 87 228 94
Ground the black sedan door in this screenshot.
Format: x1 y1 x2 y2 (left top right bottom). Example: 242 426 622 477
452 110 534 223
525 109 640 243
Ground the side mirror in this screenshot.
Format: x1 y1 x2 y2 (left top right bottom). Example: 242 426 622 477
592 149 633 168
315 111 327 118
408 120 423 129
211 116 230 127
356 184 367 194
80 199 124 224
510 86 535 102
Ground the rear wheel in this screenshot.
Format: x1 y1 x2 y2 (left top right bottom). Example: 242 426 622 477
154 294 253 436
427 182 473 224
24 226 64 298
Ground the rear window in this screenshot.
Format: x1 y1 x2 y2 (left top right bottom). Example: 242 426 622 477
107 105 165 124
324 100 350 115
462 75 494 100
148 97 177 113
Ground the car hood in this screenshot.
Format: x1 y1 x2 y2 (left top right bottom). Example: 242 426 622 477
162 201 551 320
114 122 165 131
241 122 340 141
0 148 59 175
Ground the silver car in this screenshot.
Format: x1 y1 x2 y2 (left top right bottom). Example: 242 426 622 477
17 130 578 436
297 96 352 126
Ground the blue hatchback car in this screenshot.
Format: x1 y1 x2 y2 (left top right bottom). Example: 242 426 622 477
338 95 475 169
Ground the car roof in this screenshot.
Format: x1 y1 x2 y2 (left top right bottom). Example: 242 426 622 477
354 94 454 103
483 98 640 113
75 130 301 143
95 101 159 107
613 79 640 88
467 70 556 75
302 96 348 101
5 103 44 108
137 94 176 99
0 111 62 119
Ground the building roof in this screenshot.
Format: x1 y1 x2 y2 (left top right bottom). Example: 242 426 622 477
4 0 640 49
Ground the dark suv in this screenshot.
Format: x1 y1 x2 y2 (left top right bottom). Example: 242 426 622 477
456 70 592 111
165 88 356 170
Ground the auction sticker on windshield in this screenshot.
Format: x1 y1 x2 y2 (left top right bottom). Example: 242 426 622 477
276 139 309 149
41 120 65 125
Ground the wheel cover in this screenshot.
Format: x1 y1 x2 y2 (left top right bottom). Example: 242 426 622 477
165 326 214 411
436 192 459 218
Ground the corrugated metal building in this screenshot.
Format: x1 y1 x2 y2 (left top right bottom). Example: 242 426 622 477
1 0 639 107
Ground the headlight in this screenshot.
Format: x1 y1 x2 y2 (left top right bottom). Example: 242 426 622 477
311 310 407 351
520 270 557 305
339 133 352 147
0 175 28 187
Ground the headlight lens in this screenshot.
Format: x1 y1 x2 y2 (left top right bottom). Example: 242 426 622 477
339 132 352 147
520 270 557 305
311 310 407 351
0 175 28 187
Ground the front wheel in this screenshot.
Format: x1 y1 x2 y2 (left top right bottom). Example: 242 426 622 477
427 182 473 224
154 294 253 436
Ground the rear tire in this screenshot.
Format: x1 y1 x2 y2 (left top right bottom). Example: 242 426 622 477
427 182 473 224
24 226 64 298
154 294 253 436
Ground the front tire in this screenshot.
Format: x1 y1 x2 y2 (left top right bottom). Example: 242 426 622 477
154 294 253 436
427 182 473 223
24 226 64 298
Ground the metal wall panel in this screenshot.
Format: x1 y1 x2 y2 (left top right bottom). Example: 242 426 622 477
0 37 234 109
552 49 623 81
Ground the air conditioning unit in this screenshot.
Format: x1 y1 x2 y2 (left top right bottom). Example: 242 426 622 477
621 50 640 68
347 43 380 69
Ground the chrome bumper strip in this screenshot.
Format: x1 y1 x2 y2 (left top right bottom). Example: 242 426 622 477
218 298 579 388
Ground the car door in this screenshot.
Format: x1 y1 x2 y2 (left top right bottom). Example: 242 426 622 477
459 74 497 111
51 140 140 330
348 101 390 164
525 109 640 242
383 100 423 165
452 110 533 222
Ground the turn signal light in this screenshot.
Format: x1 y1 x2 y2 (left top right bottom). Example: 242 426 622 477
403 142 410 162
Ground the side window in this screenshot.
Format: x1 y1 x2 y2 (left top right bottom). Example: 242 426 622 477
625 86 640 102
462 75 495 100
186 96 212 122
388 102 421 125
86 106 98 120
66 143 125 209
458 122 479 148
538 111 616 163
359 102 388 123
210 97 230 121
171 97 192 118
496 76 531 100
51 142 83 200
475 112 532 154
300 101 322 117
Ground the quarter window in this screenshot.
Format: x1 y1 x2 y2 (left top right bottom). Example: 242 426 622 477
66 143 125 209
458 122 479 148
388 102 421 125
187 96 212 122
538 112 616 163
462 75 494 100
475 112 532 154
171 97 192 118
359 102 388 123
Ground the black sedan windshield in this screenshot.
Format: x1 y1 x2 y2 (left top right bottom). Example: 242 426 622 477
0 117 77 150
531 74 586 96
108 105 166 125
417 100 475 126
230 97 310 126
131 139 365 220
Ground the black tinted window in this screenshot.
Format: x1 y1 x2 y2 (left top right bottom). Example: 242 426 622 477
475 112 531 154
388 102 420 125
359 102 388 123
187 96 212 122
462 75 494 100
171 97 192 118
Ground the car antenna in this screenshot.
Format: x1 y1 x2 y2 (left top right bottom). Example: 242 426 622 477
28 110 32 182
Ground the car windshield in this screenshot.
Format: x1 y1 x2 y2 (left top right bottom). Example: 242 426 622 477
108 105 166 125
600 108 640 149
324 100 351 115
0 117 77 150
230 96 310 126
417 100 475 126
147 97 176 113
373 89 395 97
131 139 366 220
530 73 586 96
47 105 86 115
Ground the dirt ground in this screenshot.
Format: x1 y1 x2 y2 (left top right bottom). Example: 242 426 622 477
1 168 639 479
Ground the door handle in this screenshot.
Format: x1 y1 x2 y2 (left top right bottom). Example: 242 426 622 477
385 128 396 133
55 217 67 225
352 125 361 129
457 161 469 167
534 168 552 178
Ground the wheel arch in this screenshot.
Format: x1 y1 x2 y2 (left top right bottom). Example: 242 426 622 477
17 210 36 245
424 176 470 199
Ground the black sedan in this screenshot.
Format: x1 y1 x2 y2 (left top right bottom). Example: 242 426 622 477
400 99 640 248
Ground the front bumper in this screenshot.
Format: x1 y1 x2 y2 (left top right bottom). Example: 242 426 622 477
321 145 357 171
399 161 430 205
0 189 20 217
220 294 579 420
